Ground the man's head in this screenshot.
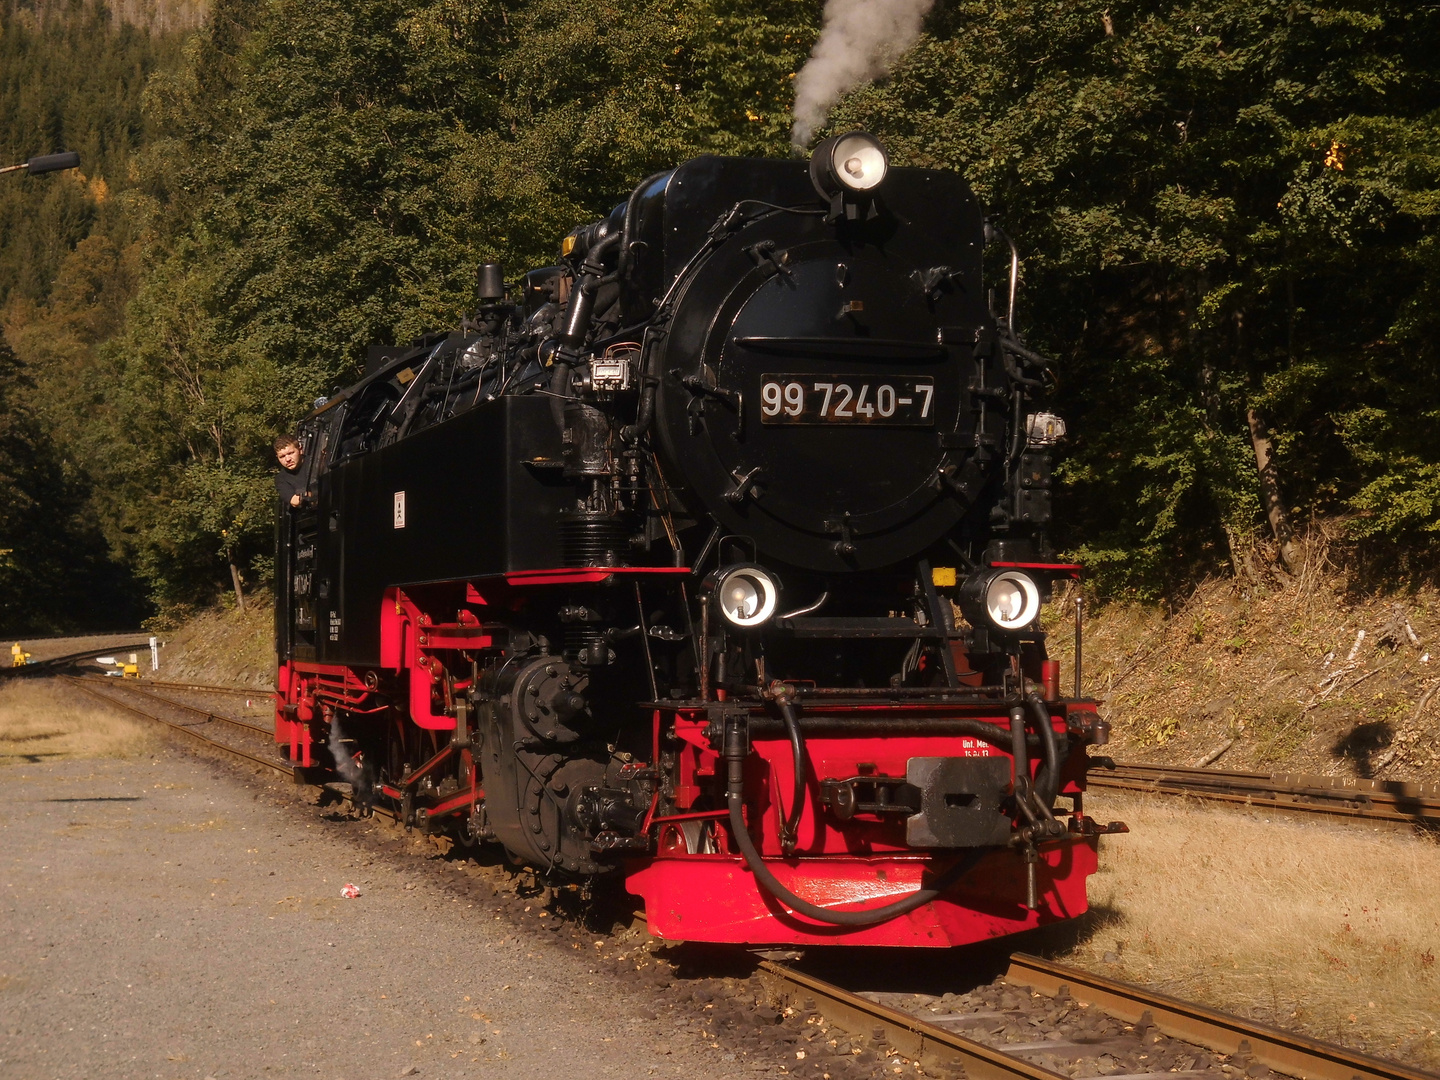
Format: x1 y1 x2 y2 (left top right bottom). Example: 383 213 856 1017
274 434 302 471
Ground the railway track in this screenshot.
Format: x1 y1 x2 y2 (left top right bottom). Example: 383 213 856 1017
59 673 1437 1080
136 677 274 697
1088 761 1440 828
68 676 301 780
66 676 1440 829
3 641 152 678
65 676 408 834
758 954 1436 1080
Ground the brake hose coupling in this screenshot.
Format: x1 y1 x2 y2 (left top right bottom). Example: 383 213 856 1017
762 680 796 705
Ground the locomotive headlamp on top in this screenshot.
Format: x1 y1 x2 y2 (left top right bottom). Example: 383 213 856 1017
810 131 889 222
960 568 1043 636
707 565 780 629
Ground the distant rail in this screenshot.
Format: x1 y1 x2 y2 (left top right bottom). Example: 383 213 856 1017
67 676 286 776
136 678 274 697
63 676 395 826
2 642 152 678
1088 761 1440 827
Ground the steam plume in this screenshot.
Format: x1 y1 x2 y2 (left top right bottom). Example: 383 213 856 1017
790 0 936 149
328 719 371 804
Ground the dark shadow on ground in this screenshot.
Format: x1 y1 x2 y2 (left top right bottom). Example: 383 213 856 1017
662 903 1124 993
44 795 143 802
782 903 1122 996
1332 720 1394 778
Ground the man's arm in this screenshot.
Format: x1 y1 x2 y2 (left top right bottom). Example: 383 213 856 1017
274 470 308 509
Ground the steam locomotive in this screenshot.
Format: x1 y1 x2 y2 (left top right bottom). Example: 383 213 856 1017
275 133 1123 947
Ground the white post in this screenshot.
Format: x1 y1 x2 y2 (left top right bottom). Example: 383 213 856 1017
150 636 159 672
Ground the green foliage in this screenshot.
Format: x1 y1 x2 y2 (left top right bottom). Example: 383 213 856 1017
0 1 188 629
9 0 1440 616
97 0 818 614
0 341 145 632
0 1 184 307
832 0 1440 594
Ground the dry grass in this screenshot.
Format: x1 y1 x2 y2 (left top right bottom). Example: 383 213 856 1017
0 679 157 764
1056 791 1440 1069
1045 526 1440 782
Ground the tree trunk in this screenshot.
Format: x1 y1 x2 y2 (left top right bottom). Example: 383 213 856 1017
229 558 247 613
1247 407 1301 571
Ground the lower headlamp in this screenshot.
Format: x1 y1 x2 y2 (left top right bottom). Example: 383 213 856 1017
708 565 780 629
960 569 1042 634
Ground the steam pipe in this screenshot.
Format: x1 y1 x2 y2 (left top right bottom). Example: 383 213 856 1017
1000 336 1053 369
778 590 828 619
621 325 662 443
742 715 1035 746
723 715 984 926
1007 234 1019 328
548 232 621 426
619 170 673 283
689 525 721 577
998 226 1020 327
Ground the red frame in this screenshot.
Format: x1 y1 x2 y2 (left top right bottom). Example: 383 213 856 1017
277 574 1105 948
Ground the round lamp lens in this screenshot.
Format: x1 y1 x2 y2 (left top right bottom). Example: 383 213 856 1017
831 134 887 192
715 567 779 628
727 580 759 620
984 572 1040 630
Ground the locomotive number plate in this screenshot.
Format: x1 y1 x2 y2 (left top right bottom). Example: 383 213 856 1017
758 375 935 426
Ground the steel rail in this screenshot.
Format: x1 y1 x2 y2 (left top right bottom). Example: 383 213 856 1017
756 961 1070 1080
66 676 399 825
1089 762 1440 827
100 680 273 738
758 957 1436 1080
69 678 291 777
138 678 276 697
1004 953 1438 1080
2 641 152 678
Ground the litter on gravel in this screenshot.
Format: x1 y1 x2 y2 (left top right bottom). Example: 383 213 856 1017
340 883 361 898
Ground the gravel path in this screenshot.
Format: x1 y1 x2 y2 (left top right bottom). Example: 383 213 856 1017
0 749 738 1080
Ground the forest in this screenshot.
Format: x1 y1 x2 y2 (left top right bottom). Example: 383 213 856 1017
1 0 1437 631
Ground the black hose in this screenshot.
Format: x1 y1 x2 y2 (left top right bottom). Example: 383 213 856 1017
777 697 806 854
548 360 572 428
1026 692 1061 809
724 718 985 927
1004 390 1026 470
621 326 664 443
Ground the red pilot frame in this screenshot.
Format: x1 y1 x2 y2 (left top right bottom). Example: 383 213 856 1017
274 561 1122 949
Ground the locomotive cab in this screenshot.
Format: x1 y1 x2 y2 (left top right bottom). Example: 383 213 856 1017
275 134 1123 948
